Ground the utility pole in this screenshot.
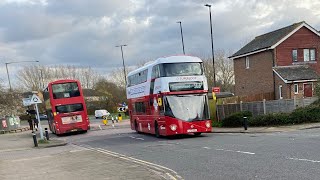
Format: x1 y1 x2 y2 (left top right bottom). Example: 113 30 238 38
115 44 128 85
177 21 185 54
205 4 216 87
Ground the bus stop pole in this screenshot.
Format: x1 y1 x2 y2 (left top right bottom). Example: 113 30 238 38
35 103 44 140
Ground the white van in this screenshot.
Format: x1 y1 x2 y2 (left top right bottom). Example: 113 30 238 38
95 110 110 119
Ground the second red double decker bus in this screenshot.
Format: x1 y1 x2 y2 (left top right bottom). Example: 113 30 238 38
43 79 90 135
126 55 211 137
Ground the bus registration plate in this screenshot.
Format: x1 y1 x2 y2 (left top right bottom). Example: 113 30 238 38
187 129 198 133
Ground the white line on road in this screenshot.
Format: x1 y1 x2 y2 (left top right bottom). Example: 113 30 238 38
129 136 136 139
202 147 211 149
136 138 144 140
75 145 183 180
287 157 320 163
215 148 255 155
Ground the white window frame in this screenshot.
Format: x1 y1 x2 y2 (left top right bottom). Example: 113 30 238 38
294 84 298 94
245 56 249 69
279 85 283 99
310 49 316 61
292 49 298 62
304 48 316 62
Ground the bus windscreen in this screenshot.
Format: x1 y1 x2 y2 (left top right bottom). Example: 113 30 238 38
52 82 80 99
56 103 84 113
164 94 209 121
163 62 203 76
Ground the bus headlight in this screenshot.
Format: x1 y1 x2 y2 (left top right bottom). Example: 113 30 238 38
169 124 177 131
205 121 211 128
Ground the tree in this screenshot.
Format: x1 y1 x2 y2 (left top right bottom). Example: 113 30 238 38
201 49 234 92
16 65 101 91
93 78 127 112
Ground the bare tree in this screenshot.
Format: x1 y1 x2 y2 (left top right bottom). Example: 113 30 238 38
201 49 234 92
16 65 101 91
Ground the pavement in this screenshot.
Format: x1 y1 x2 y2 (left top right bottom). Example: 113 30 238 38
0 120 172 180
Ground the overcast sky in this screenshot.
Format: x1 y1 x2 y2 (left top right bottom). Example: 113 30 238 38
0 0 320 88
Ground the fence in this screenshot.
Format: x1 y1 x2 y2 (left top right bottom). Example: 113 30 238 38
216 97 318 121
217 92 274 104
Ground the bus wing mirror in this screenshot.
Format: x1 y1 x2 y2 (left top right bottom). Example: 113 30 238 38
158 97 162 106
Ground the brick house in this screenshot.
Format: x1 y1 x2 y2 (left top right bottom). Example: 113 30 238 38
229 21 320 99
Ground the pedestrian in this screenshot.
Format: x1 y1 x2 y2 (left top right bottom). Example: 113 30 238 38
26 110 33 132
34 117 39 131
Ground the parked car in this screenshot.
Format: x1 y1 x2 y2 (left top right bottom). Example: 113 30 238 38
37 114 48 120
95 110 110 119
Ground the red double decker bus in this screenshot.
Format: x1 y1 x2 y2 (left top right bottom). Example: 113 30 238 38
43 79 90 135
126 55 211 137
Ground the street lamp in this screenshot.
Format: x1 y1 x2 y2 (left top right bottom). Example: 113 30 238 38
204 4 216 87
176 21 185 54
115 44 128 85
5 60 39 91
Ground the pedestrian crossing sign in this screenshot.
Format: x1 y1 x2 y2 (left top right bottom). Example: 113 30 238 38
30 94 42 104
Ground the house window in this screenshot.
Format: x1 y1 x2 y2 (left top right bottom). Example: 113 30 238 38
310 49 316 61
294 84 298 94
245 56 249 69
292 49 298 62
279 85 283 99
304 48 316 61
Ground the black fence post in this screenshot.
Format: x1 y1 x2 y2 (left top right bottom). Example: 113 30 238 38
243 116 248 130
33 133 38 147
45 128 49 140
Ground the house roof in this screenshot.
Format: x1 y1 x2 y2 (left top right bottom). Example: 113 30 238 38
230 21 320 59
273 65 319 83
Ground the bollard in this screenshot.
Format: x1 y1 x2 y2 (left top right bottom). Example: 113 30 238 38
243 116 248 130
33 133 38 147
45 128 49 140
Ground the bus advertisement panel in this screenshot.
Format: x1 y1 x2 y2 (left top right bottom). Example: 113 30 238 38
126 55 212 137
43 79 90 135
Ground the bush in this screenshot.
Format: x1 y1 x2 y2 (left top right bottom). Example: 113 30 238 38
211 120 222 127
221 111 252 127
249 113 290 127
290 105 320 124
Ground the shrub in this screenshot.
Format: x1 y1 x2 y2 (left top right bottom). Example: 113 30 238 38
290 105 320 124
221 111 252 127
249 113 290 127
211 120 222 127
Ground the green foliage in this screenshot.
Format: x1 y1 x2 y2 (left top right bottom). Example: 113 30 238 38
211 120 223 127
289 105 320 124
221 105 320 127
249 113 290 127
221 111 252 127
38 139 49 144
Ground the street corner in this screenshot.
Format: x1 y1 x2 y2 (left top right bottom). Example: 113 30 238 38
36 139 67 149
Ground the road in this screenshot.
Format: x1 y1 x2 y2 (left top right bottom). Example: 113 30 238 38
57 122 320 180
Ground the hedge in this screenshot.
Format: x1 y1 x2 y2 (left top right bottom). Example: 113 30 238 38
221 111 252 127
220 105 320 127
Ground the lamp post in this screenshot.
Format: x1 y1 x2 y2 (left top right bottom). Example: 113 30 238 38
176 21 185 54
205 4 216 87
115 44 128 85
5 60 39 91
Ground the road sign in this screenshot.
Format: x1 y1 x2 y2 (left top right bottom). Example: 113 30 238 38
117 107 126 112
30 94 42 104
212 87 220 94
22 98 31 106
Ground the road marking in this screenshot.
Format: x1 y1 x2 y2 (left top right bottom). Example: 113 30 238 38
75 144 183 180
287 157 320 163
136 138 144 140
202 147 211 149
215 148 255 155
129 136 136 139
